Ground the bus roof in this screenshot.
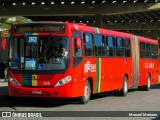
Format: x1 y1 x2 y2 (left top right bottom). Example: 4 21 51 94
68 23 158 43
11 22 158 44
68 22 132 38
138 36 158 44
13 21 67 25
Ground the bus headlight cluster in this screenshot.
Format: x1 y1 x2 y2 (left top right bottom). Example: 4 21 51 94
54 76 72 87
8 75 21 86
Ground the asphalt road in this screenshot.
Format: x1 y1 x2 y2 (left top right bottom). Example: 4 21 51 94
0 80 160 120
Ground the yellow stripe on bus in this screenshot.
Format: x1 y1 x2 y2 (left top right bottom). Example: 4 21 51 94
32 75 38 86
98 58 101 92
32 80 37 86
33 33 38 35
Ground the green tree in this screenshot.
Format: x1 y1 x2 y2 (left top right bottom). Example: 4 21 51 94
0 16 30 36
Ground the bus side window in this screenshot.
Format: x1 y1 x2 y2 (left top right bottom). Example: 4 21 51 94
106 36 115 57
124 38 130 57
116 37 124 57
155 45 158 59
140 42 146 58
151 44 158 59
84 33 94 56
94 34 105 56
146 43 151 58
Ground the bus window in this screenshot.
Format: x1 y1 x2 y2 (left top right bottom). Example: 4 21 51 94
116 37 124 57
151 44 154 59
9 37 25 69
146 43 151 58
151 44 158 59
124 38 130 57
140 42 145 58
106 36 115 57
94 34 105 56
45 36 70 69
84 33 93 56
9 36 70 70
155 45 158 59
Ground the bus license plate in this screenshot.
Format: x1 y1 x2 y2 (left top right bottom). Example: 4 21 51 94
31 90 42 94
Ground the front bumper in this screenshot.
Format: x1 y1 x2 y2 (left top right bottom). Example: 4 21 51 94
8 82 72 98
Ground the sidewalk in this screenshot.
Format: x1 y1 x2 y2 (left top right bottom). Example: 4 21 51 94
0 78 7 82
0 78 8 86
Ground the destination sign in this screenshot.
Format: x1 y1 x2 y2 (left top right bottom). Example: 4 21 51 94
13 23 66 33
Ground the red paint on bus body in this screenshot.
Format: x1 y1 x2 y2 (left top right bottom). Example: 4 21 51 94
7 22 159 100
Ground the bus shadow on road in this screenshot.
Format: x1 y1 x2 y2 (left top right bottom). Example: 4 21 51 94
90 83 160 101
0 89 136 107
90 89 137 100
0 83 159 107
0 83 77 107
0 86 74 108
0 88 142 108
0 95 75 108
151 83 160 89
0 86 8 96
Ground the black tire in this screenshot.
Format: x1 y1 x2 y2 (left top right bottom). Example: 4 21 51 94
119 76 128 96
78 81 91 104
144 75 151 91
138 75 151 91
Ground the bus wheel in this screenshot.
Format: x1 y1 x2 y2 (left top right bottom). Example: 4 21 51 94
78 81 91 104
119 76 128 96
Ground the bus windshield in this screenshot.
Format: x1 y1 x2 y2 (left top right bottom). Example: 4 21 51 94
9 36 70 71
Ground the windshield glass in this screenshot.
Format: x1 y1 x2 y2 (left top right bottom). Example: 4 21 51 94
9 36 70 71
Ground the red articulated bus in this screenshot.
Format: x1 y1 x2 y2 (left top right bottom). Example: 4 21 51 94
1 22 159 104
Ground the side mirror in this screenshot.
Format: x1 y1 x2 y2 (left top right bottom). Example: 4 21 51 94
1 38 6 50
75 37 81 50
1 30 8 50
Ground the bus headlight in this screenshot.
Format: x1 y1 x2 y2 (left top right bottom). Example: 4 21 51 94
8 75 21 86
54 76 72 87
